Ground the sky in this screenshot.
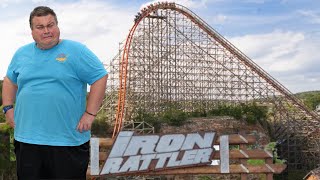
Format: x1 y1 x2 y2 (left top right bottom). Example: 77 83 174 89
0 0 319 93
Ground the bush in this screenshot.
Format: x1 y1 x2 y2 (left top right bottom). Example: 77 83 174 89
265 142 286 164
190 107 207 117
0 106 5 123
160 108 187 126
133 109 161 132
207 103 267 124
243 112 256 124
132 103 188 129
91 108 111 137
91 119 111 137
0 123 16 179
132 102 267 130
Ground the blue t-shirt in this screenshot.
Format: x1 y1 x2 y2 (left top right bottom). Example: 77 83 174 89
6 39 108 146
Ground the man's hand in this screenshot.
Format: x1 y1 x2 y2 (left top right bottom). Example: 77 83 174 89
77 75 107 133
5 109 15 128
76 112 95 133
2 77 17 128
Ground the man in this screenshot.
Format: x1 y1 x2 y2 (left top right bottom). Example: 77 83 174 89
2 6 108 179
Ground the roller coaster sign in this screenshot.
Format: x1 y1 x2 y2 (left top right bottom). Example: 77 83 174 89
92 131 217 175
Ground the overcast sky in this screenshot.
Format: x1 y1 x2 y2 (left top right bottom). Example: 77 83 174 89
0 0 319 93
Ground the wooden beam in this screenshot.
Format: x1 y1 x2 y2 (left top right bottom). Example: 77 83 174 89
87 164 287 176
135 164 286 175
217 134 256 145
99 138 113 147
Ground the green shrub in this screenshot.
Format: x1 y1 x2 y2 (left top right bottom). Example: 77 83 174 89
132 102 267 129
133 109 161 132
231 105 242 120
265 142 286 164
0 123 16 178
190 107 207 117
243 112 256 124
91 119 110 137
0 106 5 123
207 103 267 124
91 108 111 137
133 103 188 129
160 108 187 126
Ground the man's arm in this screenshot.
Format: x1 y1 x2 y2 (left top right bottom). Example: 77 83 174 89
77 75 108 132
2 77 18 128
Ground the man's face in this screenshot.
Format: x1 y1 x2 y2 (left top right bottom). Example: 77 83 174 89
31 14 60 50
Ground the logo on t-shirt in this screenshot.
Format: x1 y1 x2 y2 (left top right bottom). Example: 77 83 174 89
56 53 67 62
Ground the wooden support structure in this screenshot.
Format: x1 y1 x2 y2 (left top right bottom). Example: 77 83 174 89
87 133 286 179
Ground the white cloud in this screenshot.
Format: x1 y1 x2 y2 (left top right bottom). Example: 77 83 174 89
229 30 305 72
53 0 134 63
298 10 320 24
212 14 228 24
229 30 320 92
0 0 18 3
0 0 319 93
0 0 134 78
0 0 22 8
0 2 8 8
0 15 32 78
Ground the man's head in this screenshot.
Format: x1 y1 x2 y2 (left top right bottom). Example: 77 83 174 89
30 6 60 50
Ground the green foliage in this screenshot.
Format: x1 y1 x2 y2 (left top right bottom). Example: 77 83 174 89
1 80 5 122
229 145 240 150
133 109 160 132
246 142 287 168
265 141 276 151
287 170 308 180
295 91 320 110
247 159 265 165
134 108 158 123
243 112 256 124
91 119 110 137
160 106 187 126
0 123 16 178
207 103 267 124
0 124 15 162
91 108 111 137
132 102 268 131
0 105 5 123
0 123 11 133
0 113 4 123
132 103 188 129
189 107 207 117
265 142 286 164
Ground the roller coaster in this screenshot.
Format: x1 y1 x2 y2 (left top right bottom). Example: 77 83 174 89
102 2 320 177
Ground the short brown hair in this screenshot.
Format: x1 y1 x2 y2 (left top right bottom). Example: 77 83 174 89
29 6 58 29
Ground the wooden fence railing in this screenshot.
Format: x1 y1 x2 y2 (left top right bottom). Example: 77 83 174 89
87 133 286 180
